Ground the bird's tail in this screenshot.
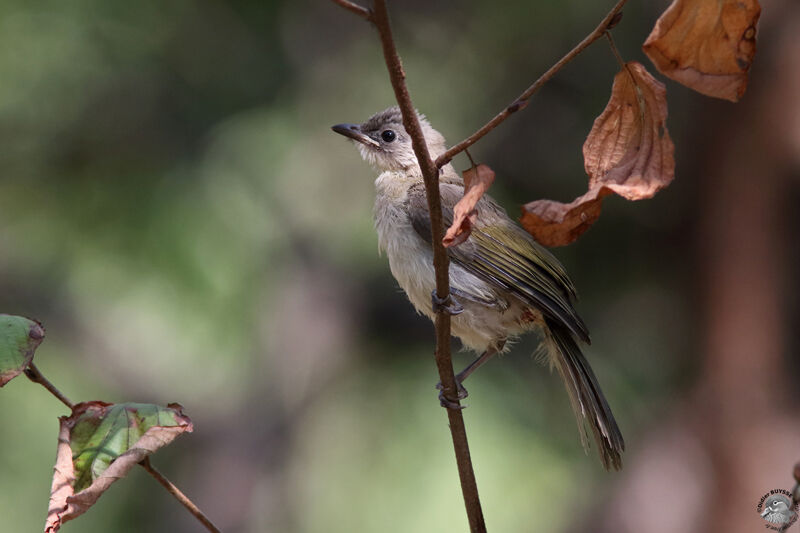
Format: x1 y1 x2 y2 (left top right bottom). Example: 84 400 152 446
540 317 625 470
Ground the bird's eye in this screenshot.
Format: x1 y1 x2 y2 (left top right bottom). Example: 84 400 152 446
381 130 396 142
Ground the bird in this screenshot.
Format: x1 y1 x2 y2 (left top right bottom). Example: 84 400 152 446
761 494 797 525
332 106 625 470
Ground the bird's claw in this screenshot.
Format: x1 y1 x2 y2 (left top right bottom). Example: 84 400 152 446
436 380 468 409
431 291 464 315
439 390 467 409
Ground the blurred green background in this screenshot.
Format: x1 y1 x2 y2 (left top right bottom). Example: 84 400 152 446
2 1 798 532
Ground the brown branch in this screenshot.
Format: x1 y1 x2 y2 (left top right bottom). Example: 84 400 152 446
24 363 74 409
435 0 629 168
333 1 631 529
330 0 372 21
334 0 486 530
140 457 222 533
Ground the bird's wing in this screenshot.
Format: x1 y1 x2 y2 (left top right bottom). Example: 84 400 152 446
406 181 589 342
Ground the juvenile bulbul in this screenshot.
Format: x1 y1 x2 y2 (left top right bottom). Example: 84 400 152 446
332 107 624 470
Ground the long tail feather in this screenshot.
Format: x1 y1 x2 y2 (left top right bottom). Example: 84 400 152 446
543 317 625 470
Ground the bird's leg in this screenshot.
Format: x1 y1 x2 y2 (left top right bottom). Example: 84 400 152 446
431 290 464 315
455 341 504 383
436 340 505 407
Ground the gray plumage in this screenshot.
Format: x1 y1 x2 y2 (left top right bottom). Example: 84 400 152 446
332 107 625 470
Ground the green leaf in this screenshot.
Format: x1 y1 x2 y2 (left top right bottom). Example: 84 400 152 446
0 314 45 387
46 402 193 532
69 402 190 491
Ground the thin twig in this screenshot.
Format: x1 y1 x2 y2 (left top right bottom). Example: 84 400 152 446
341 0 486 530
330 0 372 21
435 0 629 168
24 363 74 409
140 457 222 533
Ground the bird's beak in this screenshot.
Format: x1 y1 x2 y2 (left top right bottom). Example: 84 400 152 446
331 123 380 147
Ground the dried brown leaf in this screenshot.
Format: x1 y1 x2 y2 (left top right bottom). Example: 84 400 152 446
443 163 495 248
521 62 675 246
45 402 193 533
521 188 612 247
584 62 675 198
643 0 761 102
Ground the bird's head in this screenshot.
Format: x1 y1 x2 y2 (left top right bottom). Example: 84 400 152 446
761 494 795 522
331 106 446 172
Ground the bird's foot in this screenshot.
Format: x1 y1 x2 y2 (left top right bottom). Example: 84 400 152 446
431 290 464 315
436 380 468 409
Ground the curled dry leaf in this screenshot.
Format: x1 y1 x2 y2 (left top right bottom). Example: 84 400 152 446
583 62 675 199
443 163 495 248
520 188 612 248
522 62 675 246
643 0 760 102
45 402 193 533
0 314 45 387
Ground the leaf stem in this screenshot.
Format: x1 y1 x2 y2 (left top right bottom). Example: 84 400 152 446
604 31 626 71
139 457 222 533
435 0 629 168
24 363 74 409
464 148 477 169
330 0 372 21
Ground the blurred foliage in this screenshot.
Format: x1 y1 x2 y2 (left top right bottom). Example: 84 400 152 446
0 0 701 531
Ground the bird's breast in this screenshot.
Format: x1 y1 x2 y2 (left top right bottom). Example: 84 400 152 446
374 186 438 315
